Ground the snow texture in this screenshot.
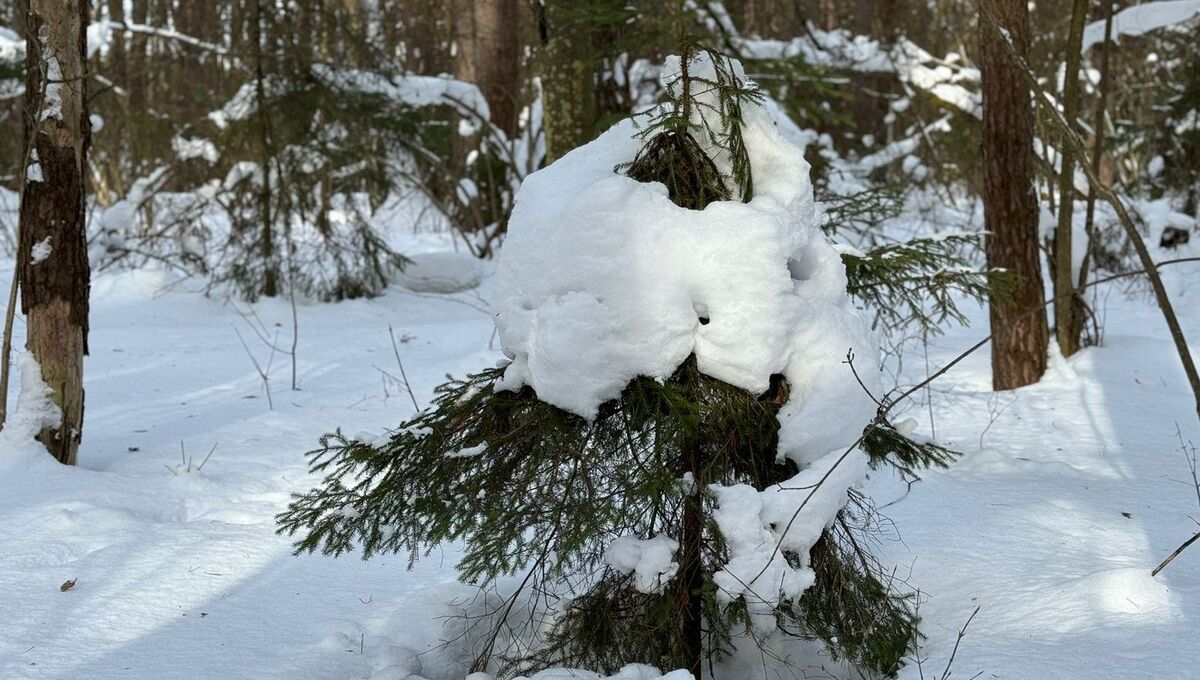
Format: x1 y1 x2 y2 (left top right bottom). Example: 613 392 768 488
605 534 680 594
710 449 868 630
208 67 489 131
172 135 220 163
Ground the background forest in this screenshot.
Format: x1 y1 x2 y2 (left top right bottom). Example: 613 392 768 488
1 1 1200 680
2 0 1197 302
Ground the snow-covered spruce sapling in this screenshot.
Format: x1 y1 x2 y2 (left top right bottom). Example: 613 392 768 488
279 50 950 679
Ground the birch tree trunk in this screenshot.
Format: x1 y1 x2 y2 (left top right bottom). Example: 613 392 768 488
19 0 91 464
979 0 1048 389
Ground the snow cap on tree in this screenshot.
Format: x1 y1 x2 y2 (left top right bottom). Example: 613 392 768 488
494 50 879 469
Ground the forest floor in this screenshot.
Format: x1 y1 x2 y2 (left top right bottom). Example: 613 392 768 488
1 235 1199 679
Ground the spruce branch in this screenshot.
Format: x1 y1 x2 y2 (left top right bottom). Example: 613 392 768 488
842 234 1016 336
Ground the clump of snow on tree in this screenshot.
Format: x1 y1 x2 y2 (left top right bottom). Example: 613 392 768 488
493 52 879 627
605 534 681 594
30 236 52 264
710 450 868 630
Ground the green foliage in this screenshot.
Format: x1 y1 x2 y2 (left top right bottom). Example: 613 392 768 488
278 357 779 575
841 233 1015 335
279 52 952 677
626 125 731 210
279 354 940 676
279 357 788 673
861 420 958 478
512 572 731 676
0 60 18 84
820 188 1016 337
799 494 922 676
821 186 905 234
623 45 763 208
1157 30 1200 208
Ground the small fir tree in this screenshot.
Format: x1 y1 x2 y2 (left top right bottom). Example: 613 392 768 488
279 49 950 679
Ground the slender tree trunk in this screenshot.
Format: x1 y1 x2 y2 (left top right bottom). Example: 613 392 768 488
820 0 840 30
1079 0 1114 299
454 0 519 135
1051 0 1089 357
19 0 91 464
679 432 704 680
979 0 1048 389
252 0 277 298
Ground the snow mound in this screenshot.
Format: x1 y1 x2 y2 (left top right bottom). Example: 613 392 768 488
0 353 63 474
395 251 484 293
494 52 878 466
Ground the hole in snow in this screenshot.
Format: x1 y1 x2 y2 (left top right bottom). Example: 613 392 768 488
787 256 816 282
693 302 710 326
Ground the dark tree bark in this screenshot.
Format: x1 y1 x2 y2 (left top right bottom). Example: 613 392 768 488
19 0 91 464
453 0 520 135
979 0 1048 390
251 0 277 297
741 0 800 38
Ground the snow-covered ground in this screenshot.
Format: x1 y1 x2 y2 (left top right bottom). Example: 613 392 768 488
1 240 1199 679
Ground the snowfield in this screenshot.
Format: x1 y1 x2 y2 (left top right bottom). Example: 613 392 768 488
1 234 1199 678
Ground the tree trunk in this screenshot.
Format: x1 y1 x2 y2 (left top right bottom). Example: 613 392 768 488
979 0 1048 390
743 0 800 38
252 0 277 298
1079 0 1114 319
538 0 597 162
454 0 520 135
1051 0 1089 357
19 0 91 464
678 432 704 680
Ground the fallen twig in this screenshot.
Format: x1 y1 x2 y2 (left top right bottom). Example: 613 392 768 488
1152 531 1200 578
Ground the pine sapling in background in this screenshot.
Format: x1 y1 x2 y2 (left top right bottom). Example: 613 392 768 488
279 47 956 679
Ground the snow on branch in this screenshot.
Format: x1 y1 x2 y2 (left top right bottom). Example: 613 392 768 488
206 66 488 130
88 20 235 62
1082 0 1200 52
